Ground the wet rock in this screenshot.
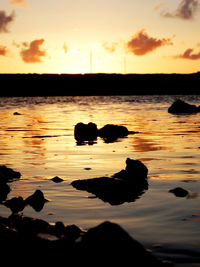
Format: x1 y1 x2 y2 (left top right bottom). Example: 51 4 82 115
51 176 64 183
4 196 26 213
25 190 48 212
74 122 98 143
0 181 10 202
169 187 189 197
71 158 148 205
0 165 21 183
168 99 200 114
13 112 21 115
79 221 163 266
98 124 129 142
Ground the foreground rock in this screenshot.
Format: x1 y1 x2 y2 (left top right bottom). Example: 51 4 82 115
71 158 148 205
169 187 189 197
74 122 136 144
168 99 200 114
0 214 165 265
0 165 21 202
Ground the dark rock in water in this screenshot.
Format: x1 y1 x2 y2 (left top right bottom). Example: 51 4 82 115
0 165 21 183
13 112 21 115
168 99 200 114
113 158 148 181
80 221 163 266
74 122 98 143
25 190 48 212
71 158 148 205
51 176 64 183
98 124 129 142
0 181 10 202
4 196 26 213
169 187 189 197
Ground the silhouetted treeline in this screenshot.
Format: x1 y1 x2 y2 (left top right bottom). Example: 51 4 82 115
0 72 200 96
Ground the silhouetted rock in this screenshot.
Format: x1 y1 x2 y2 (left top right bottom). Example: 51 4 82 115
25 190 48 212
98 124 129 142
13 112 21 115
74 122 98 144
80 221 163 266
0 165 21 183
51 176 64 183
0 181 10 202
169 187 189 197
71 158 148 205
168 99 200 114
4 196 26 213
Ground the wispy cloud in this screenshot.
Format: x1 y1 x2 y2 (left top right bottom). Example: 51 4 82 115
126 29 173 56
0 10 15 33
20 39 46 63
174 48 200 60
0 46 9 56
102 41 119 53
161 0 199 20
9 0 28 8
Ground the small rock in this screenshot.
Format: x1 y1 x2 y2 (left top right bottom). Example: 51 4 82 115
169 187 189 197
25 190 48 212
13 112 21 115
74 122 98 142
4 196 26 213
168 99 200 114
51 176 64 183
0 165 21 183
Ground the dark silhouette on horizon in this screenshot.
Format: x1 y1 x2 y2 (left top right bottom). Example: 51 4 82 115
0 72 200 96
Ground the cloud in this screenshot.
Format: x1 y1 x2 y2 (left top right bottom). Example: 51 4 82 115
102 41 119 53
9 0 28 8
126 29 173 56
174 48 200 60
0 46 8 56
161 0 199 20
20 39 46 63
0 10 15 33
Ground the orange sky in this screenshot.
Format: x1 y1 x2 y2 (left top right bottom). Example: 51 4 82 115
1 0 200 73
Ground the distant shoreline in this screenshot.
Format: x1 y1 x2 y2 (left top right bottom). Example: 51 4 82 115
0 72 200 96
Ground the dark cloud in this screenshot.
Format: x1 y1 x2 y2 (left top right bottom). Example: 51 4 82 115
126 29 173 56
174 48 200 60
10 0 28 8
102 41 119 53
161 0 199 20
20 39 46 63
0 46 8 56
0 10 15 33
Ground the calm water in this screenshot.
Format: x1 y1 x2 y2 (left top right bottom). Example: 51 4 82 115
0 95 200 265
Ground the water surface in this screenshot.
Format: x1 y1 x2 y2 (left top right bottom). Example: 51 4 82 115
0 95 200 265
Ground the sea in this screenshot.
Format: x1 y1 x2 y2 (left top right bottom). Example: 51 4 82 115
0 95 200 266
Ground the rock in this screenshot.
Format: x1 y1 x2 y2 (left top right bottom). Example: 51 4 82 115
98 124 129 142
71 158 148 205
4 196 26 213
113 158 148 181
13 112 21 115
0 181 10 202
79 221 163 266
74 122 98 143
169 187 189 197
168 99 200 114
0 165 21 183
51 176 64 183
25 190 48 212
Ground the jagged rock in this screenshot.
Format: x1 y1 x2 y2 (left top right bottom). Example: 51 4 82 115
71 158 148 205
169 187 189 197
168 99 200 114
0 165 21 183
25 190 48 212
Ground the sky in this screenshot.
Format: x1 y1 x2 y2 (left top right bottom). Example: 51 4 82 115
0 0 200 74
